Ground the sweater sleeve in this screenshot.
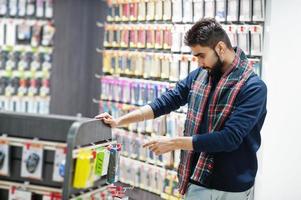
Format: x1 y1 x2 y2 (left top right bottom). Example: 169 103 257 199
192 76 267 153
148 68 200 118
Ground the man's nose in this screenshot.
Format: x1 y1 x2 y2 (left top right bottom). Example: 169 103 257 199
198 59 204 67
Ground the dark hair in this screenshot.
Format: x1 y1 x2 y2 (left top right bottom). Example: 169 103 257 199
184 18 232 49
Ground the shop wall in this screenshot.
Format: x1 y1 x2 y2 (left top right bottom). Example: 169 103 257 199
255 0 301 199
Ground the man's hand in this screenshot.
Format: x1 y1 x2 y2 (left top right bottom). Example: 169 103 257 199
143 136 194 155
143 136 178 156
95 105 154 129
95 112 120 128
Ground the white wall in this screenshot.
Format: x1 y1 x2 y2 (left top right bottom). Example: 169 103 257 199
255 0 301 199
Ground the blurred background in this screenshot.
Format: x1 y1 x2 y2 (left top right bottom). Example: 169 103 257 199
0 0 300 199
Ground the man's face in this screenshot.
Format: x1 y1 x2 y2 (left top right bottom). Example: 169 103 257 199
191 44 223 76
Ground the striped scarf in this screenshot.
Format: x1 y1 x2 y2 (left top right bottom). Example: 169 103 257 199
178 48 255 195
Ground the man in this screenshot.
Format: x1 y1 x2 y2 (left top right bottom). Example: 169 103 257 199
96 18 267 200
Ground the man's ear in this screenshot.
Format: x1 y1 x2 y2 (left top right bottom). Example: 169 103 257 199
214 41 226 57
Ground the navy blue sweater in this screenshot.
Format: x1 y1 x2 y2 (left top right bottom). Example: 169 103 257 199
149 68 267 192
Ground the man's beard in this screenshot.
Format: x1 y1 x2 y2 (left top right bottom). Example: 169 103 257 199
208 51 223 77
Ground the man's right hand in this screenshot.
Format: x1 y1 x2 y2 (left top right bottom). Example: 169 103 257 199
94 112 120 128
95 105 154 129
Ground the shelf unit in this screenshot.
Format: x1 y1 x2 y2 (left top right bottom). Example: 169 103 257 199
0 111 113 200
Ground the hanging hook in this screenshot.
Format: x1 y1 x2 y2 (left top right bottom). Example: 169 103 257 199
95 73 102 79
92 98 101 104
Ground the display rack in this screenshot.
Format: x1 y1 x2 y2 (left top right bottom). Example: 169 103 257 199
0 111 114 200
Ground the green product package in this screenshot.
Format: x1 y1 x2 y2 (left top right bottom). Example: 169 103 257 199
95 147 105 176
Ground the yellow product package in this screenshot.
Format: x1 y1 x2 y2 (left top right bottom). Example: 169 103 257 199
73 149 96 189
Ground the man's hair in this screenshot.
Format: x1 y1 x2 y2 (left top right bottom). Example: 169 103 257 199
184 18 232 49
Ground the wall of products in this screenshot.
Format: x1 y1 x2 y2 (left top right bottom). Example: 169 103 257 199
0 0 55 114
0 46 52 114
98 0 265 198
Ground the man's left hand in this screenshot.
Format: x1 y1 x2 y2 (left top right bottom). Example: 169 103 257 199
143 136 193 155
143 136 177 155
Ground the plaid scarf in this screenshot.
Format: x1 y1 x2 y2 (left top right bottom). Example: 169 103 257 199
178 48 255 195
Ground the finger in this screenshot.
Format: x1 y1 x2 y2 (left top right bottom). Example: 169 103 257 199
149 145 157 152
95 115 108 120
160 148 173 155
103 119 116 128
150 144 161 153
96 116 111 122
95 113 111 119
154 149 162 156
143 141 157 148
96 116 112 121
103 118 113 124
95 114 105 119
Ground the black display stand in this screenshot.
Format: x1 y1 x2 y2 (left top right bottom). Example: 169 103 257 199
0 111 112 200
